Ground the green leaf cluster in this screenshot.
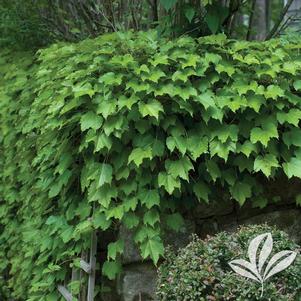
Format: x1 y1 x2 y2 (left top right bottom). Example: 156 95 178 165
1 32 301 299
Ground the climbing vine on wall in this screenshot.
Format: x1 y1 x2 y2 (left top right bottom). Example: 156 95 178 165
1 32 301 300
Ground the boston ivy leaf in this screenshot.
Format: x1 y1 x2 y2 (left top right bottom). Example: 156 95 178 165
126 80 149 93
61 97 83 114
158 172 181 194
107 240 124 260
250 121 278 147
74 220 93 236
252 196 268 209
247 95 265 113
122 212 140 229
283 157 301 179
143 69 166 83
202 106 223 123
187 135 208 160
80 111 103 131
165 213 184 231
134 64 150 75
134 225 158 243
181 54 200 69
95 133 112 152
165 156 194 181
73 82 95 98
89 184 117 208
233 155 253 172
215 61 235 77
166 135 187 155
206 160 221 181
277 109 301 126
60 227 74 243
110 54 134 67
237 141 258 157
283 128 301 147
99 72 123 86
264 85 284 99
177 85 197 101
119 179 137 195
139 100 164 120
93 212 112 230
143 209 160 227
149 54 169 67
285 91 301 105
98 163 113 187
282 61 297 74
213 124 239 143
193 181 210 203
139 189 160 208
253 154 279 177
118 95 139 110
222 168 236 186
123 196 138 211
97 99 117 119
48 170 71 197
106 204 125 220
230 181 252 205
243 54 260 65
195 91 215 109
209 139 235 161
152 139 165 157
128 147 152 167
293 80 301 91
102 260 122 280
140 236 164 264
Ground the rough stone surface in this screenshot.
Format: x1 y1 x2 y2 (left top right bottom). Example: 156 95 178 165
116 199 301 301
118 263 158 301
117 221 195 300
120 220 195 264
100 278 120 301
197 218 219 238
164 220 195 250
216 215 238 233
119 226 142 265
193 198 234 219
240 209 301 244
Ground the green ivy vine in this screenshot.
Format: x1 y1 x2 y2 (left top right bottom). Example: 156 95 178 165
1 31 301 300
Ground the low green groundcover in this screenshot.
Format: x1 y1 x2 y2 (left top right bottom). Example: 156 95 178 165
157 225 301 300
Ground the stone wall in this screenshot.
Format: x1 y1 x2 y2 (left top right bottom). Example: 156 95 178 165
102 178 301 301
114 201 301 301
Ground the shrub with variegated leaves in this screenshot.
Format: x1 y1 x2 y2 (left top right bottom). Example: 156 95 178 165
157 225 301 300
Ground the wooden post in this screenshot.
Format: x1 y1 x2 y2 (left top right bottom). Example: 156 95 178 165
58 285 72 301
87 231 97 301
80 259 92 274
58 230 98 301
71 268 79 300
79 252 88 301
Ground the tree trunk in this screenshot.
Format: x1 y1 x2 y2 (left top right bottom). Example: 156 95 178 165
285 0 301 31
251 0 268 40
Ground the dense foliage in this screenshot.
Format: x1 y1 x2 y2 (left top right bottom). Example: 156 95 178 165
157 225 301 300
1 32 301 299
0 0 293 49
0 0 51 48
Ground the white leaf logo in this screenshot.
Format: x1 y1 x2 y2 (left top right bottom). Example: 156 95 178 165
228 232 298 297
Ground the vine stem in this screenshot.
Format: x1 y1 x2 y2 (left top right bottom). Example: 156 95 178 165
261 281 264 298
